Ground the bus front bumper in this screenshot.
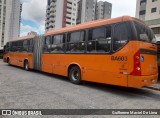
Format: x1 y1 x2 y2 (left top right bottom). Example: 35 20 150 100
128 74 158 88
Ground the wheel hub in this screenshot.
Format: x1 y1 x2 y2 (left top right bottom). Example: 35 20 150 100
72 70 79 81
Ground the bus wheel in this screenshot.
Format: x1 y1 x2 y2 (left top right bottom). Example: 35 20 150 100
69 66 81 85
24 60 29 71
7 58 10 65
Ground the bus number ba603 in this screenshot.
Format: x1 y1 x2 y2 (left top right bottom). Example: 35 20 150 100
111 56 128 61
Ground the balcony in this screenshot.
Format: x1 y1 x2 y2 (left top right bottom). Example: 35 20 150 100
50 6 56 11
50 2 55 7
67 3 72 8
67 0 72 4
49 22 55 27
67 8 72 13
66 14 72 18
45 23 49 28
66 18 71 23
49 17 55 22
45 21 49 25
47 6 50 10
50 12 55 16
46 14 50 18
66 24 71 27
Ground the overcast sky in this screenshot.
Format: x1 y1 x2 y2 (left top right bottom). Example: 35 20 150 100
20 0 137 36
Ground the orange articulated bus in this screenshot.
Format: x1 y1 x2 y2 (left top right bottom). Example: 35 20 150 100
3 35 36 70
3 16 158 88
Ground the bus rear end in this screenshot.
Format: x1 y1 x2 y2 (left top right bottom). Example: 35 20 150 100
128 21 158 88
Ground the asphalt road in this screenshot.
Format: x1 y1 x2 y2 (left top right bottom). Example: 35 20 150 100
0 59 160 117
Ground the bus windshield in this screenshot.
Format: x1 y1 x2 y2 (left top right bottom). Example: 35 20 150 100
134 22 156 43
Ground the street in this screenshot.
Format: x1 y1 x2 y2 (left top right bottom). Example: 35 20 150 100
0 59 160 116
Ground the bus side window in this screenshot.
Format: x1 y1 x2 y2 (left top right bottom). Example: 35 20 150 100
87 26 111 53
23 40 28 52
13 42 17 52
45 36 51 45
5 42 10 53
50 34 65 53
28 39 33 53
4 43 7 53
4 45 6 53
66 31 85 53
113 23 129 52
10 42 13 52
18 41 23 52
44 36 51 53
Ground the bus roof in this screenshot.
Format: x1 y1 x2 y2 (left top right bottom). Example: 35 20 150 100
45 16 145 36
8 35 36 43
16 35 36 40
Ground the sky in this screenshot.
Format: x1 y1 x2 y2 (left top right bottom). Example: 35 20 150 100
20 0 137 36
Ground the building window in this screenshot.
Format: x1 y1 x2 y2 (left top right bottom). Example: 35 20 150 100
152 0 157 2
139 10 146 15
152 27 160 34
151 8 157 13
140 0 146 5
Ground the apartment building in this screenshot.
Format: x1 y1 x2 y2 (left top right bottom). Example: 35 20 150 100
77 0 97 24
27 31 38 36
136 0 160 40
96 1 112 20
0 0 22 50
45 0 77 31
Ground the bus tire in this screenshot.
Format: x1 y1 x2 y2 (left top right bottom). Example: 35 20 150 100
7 58 10 65
69 66 81 85
24 60 29 71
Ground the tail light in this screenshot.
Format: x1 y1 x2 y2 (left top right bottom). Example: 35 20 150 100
130 50 141 76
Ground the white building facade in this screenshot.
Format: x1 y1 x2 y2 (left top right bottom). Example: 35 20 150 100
136 0 160 40
96 1 112 20
0 0 21 50
45 0 78 31
77 0 97 24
